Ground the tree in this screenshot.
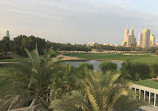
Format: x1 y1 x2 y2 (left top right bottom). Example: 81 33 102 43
120 60 132 80
77 63 94 79
99 61 117 73
0 47 59 110
0 37 10 52
155 51 158 55
50 70 142 111
130 63 150 80
50 64 77 99
78 63 93 70
120 61 150 81
150 63 158 78
13 35 27 56
13 35 46 56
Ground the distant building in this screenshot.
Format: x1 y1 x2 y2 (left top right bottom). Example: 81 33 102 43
122 26 156 48
137 29 155 48
150 34 155 47
126 35 131 47
123 26 136 47
137 32 142 47
4 30 10 38
87 42 98 46
121 42 126 47
142 29 150 48
124 25 129 43
103 44 119 46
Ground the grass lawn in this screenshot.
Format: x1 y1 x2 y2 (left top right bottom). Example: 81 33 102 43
0 59 17 62
134 79 158 89
64 53 158 65
0 67 12 91
0 58 29 62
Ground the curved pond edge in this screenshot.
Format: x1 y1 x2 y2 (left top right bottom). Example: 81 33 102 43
61 59 124 63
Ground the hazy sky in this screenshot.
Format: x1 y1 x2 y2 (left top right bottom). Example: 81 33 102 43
0 0 158 44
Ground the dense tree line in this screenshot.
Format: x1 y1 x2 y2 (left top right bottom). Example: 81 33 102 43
92 44 158 52
46 41 91 52
120 60 158 81
92 44 131 51
0 35 91 57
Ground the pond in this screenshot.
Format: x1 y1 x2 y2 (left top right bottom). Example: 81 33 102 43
64 60 122 70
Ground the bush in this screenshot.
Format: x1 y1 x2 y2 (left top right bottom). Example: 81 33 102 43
130 63 150 80
150 63 158 78
99 61 117 73
78 63 93 70
120 60 132 80
155 51 158 55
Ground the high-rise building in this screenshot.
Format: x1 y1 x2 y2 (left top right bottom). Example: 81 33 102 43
122 27 155 48
130 27 134 35
124 25 129 43
138 33 142 47
142 29 150 48
4 30 10 38
150 34 155 47
126 27 136 47
127 35 132 47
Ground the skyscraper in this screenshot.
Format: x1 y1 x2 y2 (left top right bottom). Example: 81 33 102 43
130 26 134 35
126 27 136 47
4 30 10 38
123 27 155 48
150 34 155 47
124 25 129 43
127 35 132 47
142 29 150 48
138 32 142 47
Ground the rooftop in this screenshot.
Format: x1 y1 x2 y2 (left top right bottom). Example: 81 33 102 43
134 79 158 89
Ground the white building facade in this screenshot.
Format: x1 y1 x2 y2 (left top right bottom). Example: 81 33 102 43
142 29 150 48
122 26 136 47
150 34 155 47
4 30 10 38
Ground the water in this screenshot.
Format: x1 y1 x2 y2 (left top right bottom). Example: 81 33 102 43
64 60 122 70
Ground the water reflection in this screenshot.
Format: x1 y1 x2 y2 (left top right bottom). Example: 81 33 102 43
64 60 122 70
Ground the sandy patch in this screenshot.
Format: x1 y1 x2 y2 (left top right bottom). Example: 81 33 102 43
123 53 144 55
151 55 158 56
57 54 86 61
95 59 124 62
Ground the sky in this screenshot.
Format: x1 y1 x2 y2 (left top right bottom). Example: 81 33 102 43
0 0 158 44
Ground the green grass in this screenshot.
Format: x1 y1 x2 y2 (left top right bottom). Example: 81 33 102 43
0 58 29 62
64 53 158 65
0 67 12 91
134 79 158 89
0 59 16 62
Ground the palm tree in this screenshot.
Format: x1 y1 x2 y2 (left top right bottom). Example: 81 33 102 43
50 70 142 111
0 47 59 110
50 64 77 100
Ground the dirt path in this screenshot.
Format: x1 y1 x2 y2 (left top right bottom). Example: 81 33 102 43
57 54 86 61
0 62 13 64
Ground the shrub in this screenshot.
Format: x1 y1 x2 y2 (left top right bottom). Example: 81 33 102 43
120 60 132 80
150 63 158 78
78 63 93 70
130 63 150 80
155 51 158 55
99 61 117 73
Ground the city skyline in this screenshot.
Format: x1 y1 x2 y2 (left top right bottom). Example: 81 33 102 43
1 0 158 44
122 26 156 48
